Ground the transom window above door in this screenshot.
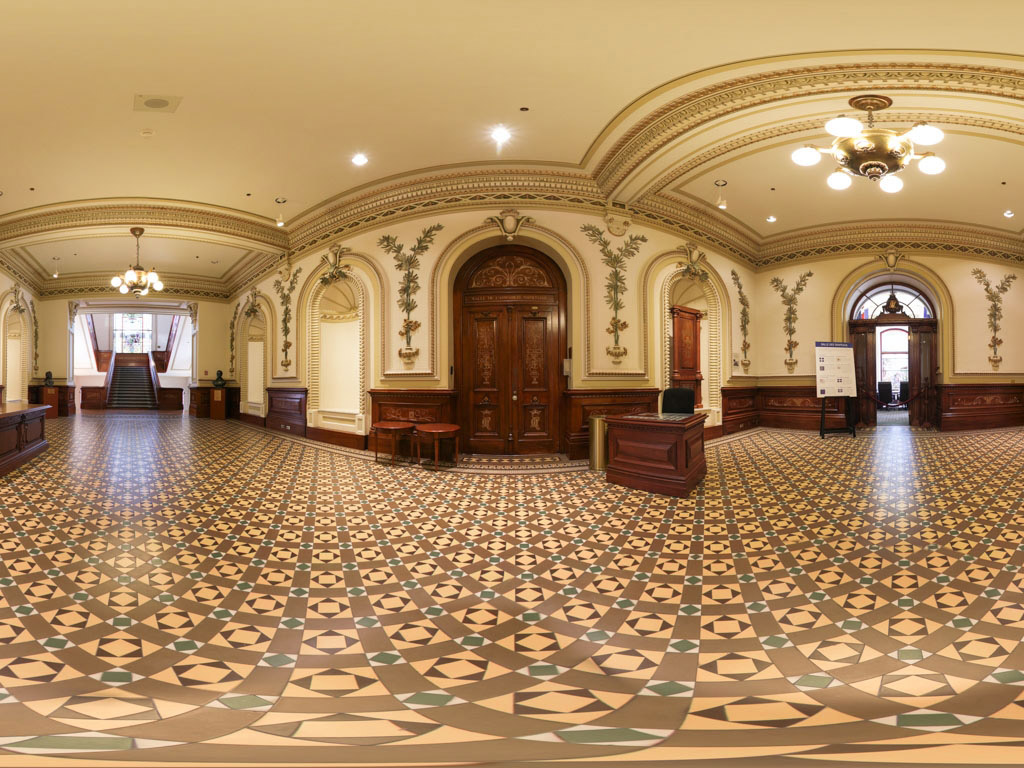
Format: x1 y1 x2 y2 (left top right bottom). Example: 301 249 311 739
853 285 934 319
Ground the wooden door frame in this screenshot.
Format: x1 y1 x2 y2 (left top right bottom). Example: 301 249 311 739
849 315 938 428
453 245 568 454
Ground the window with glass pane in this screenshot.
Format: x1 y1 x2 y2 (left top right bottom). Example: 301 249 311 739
112 313 153 353
853 285 933 319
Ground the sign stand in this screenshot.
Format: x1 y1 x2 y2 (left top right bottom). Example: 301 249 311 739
815 342 857 439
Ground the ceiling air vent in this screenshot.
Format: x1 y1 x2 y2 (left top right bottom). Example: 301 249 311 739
133 94 183 113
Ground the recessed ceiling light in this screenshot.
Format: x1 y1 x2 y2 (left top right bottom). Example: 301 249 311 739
766 215 777 223
352 153 368 166
1005 210 1015 218
140 128 155 138
274 197 287 204
714 179 728 187
491 125 511 147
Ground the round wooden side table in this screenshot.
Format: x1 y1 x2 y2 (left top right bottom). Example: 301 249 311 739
415 423 460 469
372 421 415 465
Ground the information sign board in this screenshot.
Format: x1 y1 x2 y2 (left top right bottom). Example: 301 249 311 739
815 342 857 398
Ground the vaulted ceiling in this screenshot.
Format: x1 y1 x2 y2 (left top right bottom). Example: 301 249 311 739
1 0 1021 297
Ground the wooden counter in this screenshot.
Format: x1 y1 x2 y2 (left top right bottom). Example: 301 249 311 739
0 403 50 477
605 411 708 498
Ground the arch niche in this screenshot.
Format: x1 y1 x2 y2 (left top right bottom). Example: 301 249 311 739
453 245 568 454
846 278 939 428
237 296 271 420
306 271 368 435
2 298 30 403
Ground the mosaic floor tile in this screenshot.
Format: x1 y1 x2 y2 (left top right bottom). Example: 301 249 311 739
3 417 1024 765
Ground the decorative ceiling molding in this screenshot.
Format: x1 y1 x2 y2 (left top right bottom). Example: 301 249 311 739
0 200 287 252
287 169 605 255
593 61 1024 197
39 272 232 300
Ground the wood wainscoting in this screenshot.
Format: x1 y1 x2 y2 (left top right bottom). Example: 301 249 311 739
722 385 848 433
562 389 660 460
266 388 308 438
938 384 1024 431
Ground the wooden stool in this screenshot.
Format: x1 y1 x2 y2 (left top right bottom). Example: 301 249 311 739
415 423 460 469
372 421 415 465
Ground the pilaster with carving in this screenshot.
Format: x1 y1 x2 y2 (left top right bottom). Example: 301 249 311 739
971 268 1017 370
580 224 647 365
769 271 813 373
378 223 443 364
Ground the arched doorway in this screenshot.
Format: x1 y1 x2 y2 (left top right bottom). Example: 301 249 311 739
849 284 938 428
454 245 567 454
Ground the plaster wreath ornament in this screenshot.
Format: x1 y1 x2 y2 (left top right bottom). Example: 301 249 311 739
676 242 710 283
485 209 533 241
769 271 813 373
272 258 302 371
319 244 352 286
730 270 752 372
580 223 647 365
243 287 260 318
378 223 443 365
971 268 1017 369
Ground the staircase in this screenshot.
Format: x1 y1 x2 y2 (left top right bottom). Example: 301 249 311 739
106 357 157 409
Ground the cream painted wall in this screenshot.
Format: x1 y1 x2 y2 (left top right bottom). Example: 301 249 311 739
36 300 71 382
320 320 360 412
5 340 22 402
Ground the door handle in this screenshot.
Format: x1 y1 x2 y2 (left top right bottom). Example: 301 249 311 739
512 391 518 401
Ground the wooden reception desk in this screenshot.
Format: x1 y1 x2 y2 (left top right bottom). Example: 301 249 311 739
0 403 50 477
605 411 708 497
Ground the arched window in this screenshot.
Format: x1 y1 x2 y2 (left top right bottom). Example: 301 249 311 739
853 285 933 319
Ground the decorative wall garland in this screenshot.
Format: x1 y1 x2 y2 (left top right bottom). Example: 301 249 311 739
228 303 240 375
971 268 1017 370
770 271 813 373
272 260 302 372
378 223 443 364
580 224 647 365
319 244 352 286
730 270 751 372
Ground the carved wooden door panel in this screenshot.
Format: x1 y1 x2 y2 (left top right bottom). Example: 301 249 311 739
670 306 703 408
462 308 510 454
454 245 567 455
909 320 938 428
849 323 876 427
511 306 559 453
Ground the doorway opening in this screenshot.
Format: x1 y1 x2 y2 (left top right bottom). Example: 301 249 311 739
453 245 568 455
849 284 937 428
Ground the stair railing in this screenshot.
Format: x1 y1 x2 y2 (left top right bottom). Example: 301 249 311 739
148 352 161 408
103 352 117 407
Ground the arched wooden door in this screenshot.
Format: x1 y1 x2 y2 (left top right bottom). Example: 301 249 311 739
454 246 567 454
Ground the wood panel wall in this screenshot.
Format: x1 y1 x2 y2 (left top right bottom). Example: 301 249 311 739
561 388 660 460
938 384 1024 431
722 385 848 433
266 388 308 437
368 389 458 453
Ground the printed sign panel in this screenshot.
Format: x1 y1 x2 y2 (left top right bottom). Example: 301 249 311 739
815 342 857 398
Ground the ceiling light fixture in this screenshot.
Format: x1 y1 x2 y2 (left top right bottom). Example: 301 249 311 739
276 215 285 227
792 95 945 194
766 215 777 223
716 195 727 210
274 196 287 227
352 153 368 166
491 125 511 148
1005 210 1016 218
109 227 163 297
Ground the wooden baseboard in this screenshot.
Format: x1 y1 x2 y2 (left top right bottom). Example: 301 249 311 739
239 413 265 428
306 427 366 450
704 424 723 440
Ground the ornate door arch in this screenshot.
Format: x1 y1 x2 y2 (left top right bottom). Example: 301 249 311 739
454 245 567 454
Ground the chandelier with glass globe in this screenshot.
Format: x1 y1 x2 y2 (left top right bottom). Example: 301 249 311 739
110 227 164 296
791 95 945 193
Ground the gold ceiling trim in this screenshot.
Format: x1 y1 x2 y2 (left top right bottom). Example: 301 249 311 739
594 61 1024 196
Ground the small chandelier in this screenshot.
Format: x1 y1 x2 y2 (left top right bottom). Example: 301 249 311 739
791 95 945 193
110 227 164 296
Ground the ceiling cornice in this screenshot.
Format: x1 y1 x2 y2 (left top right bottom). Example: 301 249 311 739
593 61 1024 199
0 199 287 252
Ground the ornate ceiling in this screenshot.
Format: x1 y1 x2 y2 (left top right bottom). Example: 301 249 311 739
1 0 1021 298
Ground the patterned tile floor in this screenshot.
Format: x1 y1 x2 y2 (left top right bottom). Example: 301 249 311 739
1 416 1024 766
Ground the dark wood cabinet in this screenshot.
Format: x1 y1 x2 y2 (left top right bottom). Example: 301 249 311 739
670 306 703 407
266 388 307 437
605 412 708 497
29 384 75 418
190 386 239 418
561 388 660 460
0 404 49 476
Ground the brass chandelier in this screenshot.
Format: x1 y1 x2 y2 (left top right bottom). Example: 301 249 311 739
110 227 164 296
791 95 945 193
